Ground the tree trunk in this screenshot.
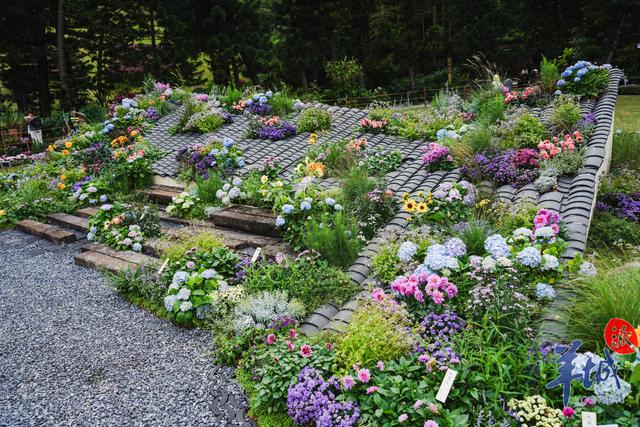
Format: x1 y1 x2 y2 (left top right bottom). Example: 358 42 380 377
150 5 157 74
231 57 241 88
57 0 69 109
301 69 309 91
409 66 416 90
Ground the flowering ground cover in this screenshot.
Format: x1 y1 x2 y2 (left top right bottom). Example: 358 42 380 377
2 62 638 427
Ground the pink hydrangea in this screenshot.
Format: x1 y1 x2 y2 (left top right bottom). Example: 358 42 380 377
424 421 439 427
357 368 371 383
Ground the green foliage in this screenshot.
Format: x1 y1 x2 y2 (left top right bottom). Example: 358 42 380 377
302 212 362 267
361 146 403 176
296 108 332 133
305 138 355 177
564 268 640 350
243 256 359 312
540 56 560 94
107 268 167 312
599 169 640 194
372 244 402 284
492 200 539 235
269 92 295 116
471 89 505 124
171 99 198 135
324 58 363 94
560 66 610 98
500 112 548 149
611 130 640 171
195 173 224 204
464 124 493 154
588 211 640 249
458 221 491 256
551 97 582 132
540 147 585 176
335 298 417 371
191 113 225 133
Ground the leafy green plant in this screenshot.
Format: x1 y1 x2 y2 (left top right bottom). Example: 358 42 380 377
471 89 505 124
372 244 402 284
325 58 363 94
296 108 332 133
458 221 491 256
464 124 493 154
335 297 417 370
302 212 362 267
195 173 224 204
564 268 640 349
588 211 640 249
106 268 167 315
551 97 582 132
269 92 295 116
539 56 560 94
501 112 548 149
243 256 358 312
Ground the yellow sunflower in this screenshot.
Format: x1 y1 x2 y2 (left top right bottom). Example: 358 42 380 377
417 202 428 213
404 199 417 213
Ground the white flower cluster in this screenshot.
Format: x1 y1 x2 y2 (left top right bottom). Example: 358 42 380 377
73 183 108 205
166 192 199 215
216 178 245 206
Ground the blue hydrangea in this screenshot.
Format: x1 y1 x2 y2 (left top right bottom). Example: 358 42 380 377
554 90 562 95
334 204 343 211
561 70 571 78
436 129 447 139
540 254 559 271
579 261 597 276
577 67 588 77
397 241 418 262
556 79 566 87
201 269 217 279
594 375 631 405
266 90 273 98
172 271 189 285
275 215 286 227
516 246 542 267
444 237 466 257
282 204 294 214
424 244 458 271
574 77 581 83
99 194 108 203
512 227 532 241
300 201 311 211
177 287 191 300
132 243 142 252
324 197 336 206
536 283 556 300
223 137 235 147
484 234 510 259
164 294 178 311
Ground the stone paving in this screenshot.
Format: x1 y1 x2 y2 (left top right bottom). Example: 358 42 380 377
0 230 253 427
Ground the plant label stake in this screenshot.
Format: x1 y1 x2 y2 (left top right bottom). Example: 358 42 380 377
251 247 262 264
436 368 457 403
581 411 596 427
157 258 169 275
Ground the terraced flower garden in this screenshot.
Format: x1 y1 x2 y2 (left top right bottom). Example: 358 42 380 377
2 63 639 427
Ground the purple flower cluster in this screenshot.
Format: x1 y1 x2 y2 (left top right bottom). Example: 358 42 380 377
145 107 159 122
420 311 466 341
421 142 455 171
287 367 359 427
596 192 640 222
246 102 271 116
256 122 297 141
71 176 91 193
267 315 297 331
468 149 539 188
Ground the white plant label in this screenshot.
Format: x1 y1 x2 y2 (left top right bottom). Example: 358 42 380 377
435 368 457 403
581 411 596 427
251 247 262 263
157 258 169 275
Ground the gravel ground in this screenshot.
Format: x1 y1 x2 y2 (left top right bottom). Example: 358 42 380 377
0 230 254 426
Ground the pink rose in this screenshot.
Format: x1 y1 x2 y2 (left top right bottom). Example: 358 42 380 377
300 344 313 358
366 386 379 394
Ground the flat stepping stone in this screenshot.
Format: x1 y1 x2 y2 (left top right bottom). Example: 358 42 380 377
74 250 137 273
16 220 76 244
47 213 89 233
80 242 159 267
207 205 278 237
75 207 99 218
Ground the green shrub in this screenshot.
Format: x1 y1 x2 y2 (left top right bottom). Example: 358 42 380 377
472 89 505 124
302 212 362 268
501 112 548 148
551 97 582 132
540 56 560 94
195 173 224 204
243 257 359 312
336 298 417 371
106 268 166 315
564 268 640 350
599 169 640 194
611 130 640 171
464 124 493 154
371 244 402 284
619 84 640 95
458 221 491 256
296 108 332 133
325 58 363 94
307 139 355 176
588 211 640 249
269 92 295 116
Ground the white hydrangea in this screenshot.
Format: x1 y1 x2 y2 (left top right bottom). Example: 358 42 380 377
512 227 532 241
540 254 559 271
179 301 193 312
177 287 191 300
579 261 597 276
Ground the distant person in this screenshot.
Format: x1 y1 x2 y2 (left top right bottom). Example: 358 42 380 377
24 112 43 145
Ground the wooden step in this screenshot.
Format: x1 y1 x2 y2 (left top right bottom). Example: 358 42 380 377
142 185 184 205
80 242 159 267
76 207 99 218
16 219 76 244
207 205 279 237
47 213 89 233
74 251 138 274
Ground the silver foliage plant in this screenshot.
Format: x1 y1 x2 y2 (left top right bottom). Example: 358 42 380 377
234 290 305 334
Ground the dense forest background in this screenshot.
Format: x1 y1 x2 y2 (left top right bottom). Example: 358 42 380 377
1 0 638 116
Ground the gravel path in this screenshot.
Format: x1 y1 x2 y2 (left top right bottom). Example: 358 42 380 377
0 230 253 426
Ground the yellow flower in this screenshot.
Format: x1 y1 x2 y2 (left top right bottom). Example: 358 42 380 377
64 141 73 149
260 175 268 184
309 133 318 144
57 182 66 190
113 151 120 158
407 215 412 222
0 209 5 217
417 191 424 198
417 202 428 213
60 174 66 181
275 181 284 187
47 144 55 153
402 192 409 201
62 149 69 156
404 199 417 213
476 199 490 208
